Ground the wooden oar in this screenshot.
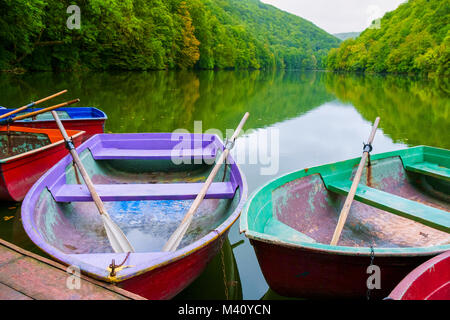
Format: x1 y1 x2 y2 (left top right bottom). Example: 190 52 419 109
51 110 135 253
330 117 380 246
0 90 67 120
163 112 250 252
0 99 80 125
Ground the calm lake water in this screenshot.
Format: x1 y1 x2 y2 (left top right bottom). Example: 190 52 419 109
0 70 448 299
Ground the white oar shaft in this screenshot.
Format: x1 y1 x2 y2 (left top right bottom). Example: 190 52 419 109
330 117 380 246
163 112 249 252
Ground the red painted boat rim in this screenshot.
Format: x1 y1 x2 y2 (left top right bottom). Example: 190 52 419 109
388 250 450 299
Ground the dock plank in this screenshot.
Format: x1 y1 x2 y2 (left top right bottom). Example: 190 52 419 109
0 283 32 300
0 239 146 300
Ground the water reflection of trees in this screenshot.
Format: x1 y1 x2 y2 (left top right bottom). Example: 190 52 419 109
0 70 335 133
325 73 450 149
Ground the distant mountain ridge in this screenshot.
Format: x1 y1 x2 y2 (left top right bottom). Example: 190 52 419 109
333 32 361 41
205 0 341 69
327 0 449 76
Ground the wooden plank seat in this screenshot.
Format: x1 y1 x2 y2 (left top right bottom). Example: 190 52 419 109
89 143 218 161
52 182 237 202
405 162 450 182
91 147 217 160
327 180 450 233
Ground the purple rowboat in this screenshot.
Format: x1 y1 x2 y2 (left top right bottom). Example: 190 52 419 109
21 133 247 299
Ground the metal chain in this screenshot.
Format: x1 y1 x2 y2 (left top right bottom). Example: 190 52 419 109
366 244 375 300
219 237 229 300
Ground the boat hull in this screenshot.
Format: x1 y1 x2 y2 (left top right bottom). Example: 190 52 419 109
0 127 84 202
388 250 450 300
251 239 435 299
119 231 229 300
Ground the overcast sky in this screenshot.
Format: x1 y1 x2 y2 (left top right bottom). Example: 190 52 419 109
260 0 407 34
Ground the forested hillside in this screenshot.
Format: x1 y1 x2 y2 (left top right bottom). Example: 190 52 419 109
327 0 449 76
0 0 340 71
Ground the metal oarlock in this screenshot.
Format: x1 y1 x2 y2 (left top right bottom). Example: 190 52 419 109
224 138 236 150
363 142 373 153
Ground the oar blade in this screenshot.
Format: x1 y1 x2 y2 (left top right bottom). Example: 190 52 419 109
102 213 135 253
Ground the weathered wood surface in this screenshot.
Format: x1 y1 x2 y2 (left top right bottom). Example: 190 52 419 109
0 238 146 300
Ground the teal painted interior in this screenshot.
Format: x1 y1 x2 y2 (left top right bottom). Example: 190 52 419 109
241 146 450 253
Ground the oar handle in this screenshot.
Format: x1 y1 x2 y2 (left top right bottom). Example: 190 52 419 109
229 112 249 142
34 90 68 105
330 117 380 246
0 90 67 120
10 99 79 122
162 112 250 252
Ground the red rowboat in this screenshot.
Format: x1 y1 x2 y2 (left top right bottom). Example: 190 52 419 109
0 126 84 201
388 250 450 300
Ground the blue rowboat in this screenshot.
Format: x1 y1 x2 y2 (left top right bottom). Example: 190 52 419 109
21 133 247 299
0 107 106 140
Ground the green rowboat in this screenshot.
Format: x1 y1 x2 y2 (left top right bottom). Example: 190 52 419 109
240 146 450 299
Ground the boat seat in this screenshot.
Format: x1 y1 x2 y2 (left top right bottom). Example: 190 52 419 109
89 145 217 160
405 162 450 182
327 180 450 233
51 182 236 202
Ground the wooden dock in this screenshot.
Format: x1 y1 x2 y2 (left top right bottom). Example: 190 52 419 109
0 238 146 300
